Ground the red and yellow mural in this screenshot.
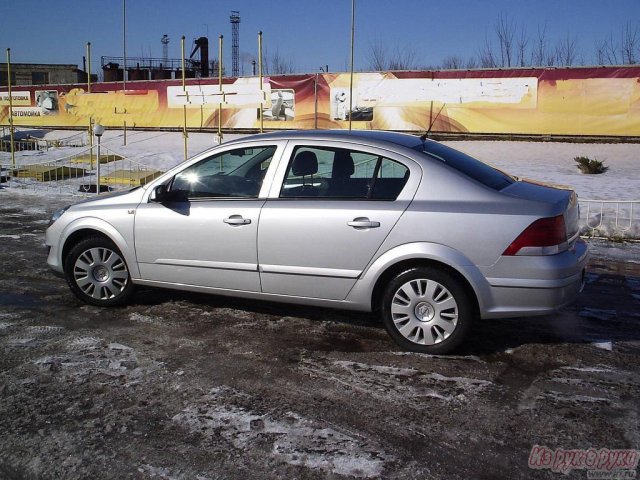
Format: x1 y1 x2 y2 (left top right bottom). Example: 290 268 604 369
1 67 639 136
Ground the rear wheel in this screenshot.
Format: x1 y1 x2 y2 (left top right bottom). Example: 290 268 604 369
381 267 473 354
64 236 134 307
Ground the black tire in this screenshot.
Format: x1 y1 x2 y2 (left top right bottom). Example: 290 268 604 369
64 235 134 307
381 267 474 354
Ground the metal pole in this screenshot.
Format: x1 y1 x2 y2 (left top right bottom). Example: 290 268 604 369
181 36 186 88
122 0 126 91
258 31 263 133
181 35 188 161
6 48 15 168
86 42 91 93
88 117 93 170
218 34 223 142
314 73 318 130
96 136 101 194
123 120 127 145
348 0 355 132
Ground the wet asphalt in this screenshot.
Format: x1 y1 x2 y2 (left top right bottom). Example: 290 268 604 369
0 189 639 479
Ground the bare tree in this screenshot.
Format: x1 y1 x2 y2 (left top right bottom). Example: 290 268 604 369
621 22 639 64
531 24 550 66
495 14 516 67
465 57 479 69
477 33 497 68
516 27 529 67
264 48 296 74
594 23 639 66
367 38 388 71
438 18 640 70
595 39 609 65
555 34 577 66
389 44 417 70
595 34 620 65
366 38 417 71
441 55 464 69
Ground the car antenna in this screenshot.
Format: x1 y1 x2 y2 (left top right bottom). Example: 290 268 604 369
420 102 447 142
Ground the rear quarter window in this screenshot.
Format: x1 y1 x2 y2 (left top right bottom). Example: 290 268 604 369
415 142 514 191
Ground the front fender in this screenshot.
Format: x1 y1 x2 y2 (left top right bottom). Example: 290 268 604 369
58 216 140 279
345 242 492 313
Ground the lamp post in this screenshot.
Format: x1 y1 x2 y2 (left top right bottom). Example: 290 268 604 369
94 124 105 194
349 0 356 132
122 0 127 91
6 48 15 167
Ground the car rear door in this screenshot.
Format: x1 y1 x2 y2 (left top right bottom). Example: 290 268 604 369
257 140 421 300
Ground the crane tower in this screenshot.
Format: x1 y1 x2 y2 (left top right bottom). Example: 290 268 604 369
230 11 240 77
161 34 169 65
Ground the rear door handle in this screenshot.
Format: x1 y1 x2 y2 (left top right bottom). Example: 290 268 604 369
347 217 380 229
224 215 251 225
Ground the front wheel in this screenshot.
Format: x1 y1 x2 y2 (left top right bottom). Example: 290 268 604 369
64 236 134 307
381 267 474 354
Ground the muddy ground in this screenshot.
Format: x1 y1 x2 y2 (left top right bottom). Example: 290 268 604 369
0 189 639 480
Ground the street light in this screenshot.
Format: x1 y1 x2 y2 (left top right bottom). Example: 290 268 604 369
94 124 105 194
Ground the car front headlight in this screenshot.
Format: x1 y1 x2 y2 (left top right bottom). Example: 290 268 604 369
49 206 70 226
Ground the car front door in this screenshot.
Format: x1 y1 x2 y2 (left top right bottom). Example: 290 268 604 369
257 141 420 300
134 143 283 292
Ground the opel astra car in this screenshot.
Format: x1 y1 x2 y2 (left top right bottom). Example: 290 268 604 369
45 130 588 353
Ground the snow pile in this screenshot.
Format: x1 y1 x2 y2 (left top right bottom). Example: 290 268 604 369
174 387 388 478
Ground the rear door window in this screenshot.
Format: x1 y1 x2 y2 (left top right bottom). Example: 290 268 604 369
280 146 409 200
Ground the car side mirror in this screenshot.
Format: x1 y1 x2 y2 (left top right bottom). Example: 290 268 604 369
151 184 167 202
151 184 188 203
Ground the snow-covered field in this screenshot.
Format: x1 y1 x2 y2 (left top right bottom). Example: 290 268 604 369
3 128 637 201
2 129 639 237
446 140 639 202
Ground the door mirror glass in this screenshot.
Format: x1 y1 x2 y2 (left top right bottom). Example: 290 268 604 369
151 183 188 203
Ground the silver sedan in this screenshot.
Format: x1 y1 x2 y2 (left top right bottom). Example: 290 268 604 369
45 130 588 353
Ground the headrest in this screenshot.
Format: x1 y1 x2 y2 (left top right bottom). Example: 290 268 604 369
332 150 355 178
292 151 318 176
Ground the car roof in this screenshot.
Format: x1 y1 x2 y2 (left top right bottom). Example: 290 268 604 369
224 129 426 150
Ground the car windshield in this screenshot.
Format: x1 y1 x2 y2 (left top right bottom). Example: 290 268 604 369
413 141 515 191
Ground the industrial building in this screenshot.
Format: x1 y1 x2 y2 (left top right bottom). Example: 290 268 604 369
0 63 95 87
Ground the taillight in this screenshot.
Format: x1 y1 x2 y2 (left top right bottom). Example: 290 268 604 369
503 215 568 256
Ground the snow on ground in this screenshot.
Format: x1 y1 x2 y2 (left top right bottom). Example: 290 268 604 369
444 140 640 201
3 129 638 201
3 128 245 171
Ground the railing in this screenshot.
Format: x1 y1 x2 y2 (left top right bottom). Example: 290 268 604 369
0 130 87 152
579 199 640 239
0 145 164 196
101 55 199 71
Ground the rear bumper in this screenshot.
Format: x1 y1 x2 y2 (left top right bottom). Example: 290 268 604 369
480 238 589 319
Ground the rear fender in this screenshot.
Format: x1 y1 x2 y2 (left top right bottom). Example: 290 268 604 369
346 242 492 313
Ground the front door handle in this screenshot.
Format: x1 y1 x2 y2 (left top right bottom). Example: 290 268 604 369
224 215 251 226
347 217 380 229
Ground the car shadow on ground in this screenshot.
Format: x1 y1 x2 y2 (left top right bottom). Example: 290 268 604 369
125 274 640 357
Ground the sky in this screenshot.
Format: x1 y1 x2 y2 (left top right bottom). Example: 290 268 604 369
1 0 639 74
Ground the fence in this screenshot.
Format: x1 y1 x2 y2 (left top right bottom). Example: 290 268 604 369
0 144 163 196
579 199 640 239
0 130 87 152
